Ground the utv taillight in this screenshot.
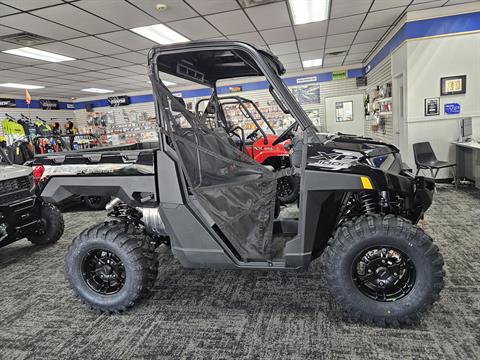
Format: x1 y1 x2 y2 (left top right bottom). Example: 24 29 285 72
32 165 45 185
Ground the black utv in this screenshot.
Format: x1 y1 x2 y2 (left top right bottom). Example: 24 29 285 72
39 41 444 326
0 147 64 249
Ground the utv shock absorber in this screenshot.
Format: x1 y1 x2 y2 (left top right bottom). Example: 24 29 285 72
360 192 380 214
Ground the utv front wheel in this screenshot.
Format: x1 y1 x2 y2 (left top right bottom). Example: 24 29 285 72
277 175 300 204
324 215 444 326
65 222 159 313
27 203 64 245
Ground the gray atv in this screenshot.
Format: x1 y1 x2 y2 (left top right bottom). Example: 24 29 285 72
39 41 444 325
0 147 64 249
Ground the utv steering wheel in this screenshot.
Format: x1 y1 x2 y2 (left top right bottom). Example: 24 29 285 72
272 122 298 146
247 128 259 140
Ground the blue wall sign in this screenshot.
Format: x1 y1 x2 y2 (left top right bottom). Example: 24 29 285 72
444 103 461 115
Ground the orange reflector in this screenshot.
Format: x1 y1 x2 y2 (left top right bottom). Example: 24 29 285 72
361 176 373 190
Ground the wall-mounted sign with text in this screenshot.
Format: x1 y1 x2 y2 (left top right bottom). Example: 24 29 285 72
332 70 347 81
444 103 461 115
107 95 130 107
66 103 75 109
0 98 16 108
39 99 59 110
296 76 317 84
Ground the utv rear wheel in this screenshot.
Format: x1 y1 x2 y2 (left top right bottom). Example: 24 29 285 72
324 215 444 326
27 203 64 245
277 175 300 205
65 222 159 313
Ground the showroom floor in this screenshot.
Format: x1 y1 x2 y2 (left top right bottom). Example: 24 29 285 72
0 185 478 360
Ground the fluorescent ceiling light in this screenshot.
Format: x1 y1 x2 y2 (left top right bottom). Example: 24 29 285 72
289 0 330 25
147 80 176 86
0 83 44 90
2 47 75 62
81 88 114 94
131 24 189 45
302 58 323 68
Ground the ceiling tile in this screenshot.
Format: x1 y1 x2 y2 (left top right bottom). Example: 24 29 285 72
407 0 448 11
185 0 239 14
0 13 83 40
244 2 291 30
36 63 86 73
168 17 221 40
328 14 365 35
86 56 132 67
75 0 158 28
323 55 345 66
268 41 297 56
445 0 479 4
12 66 61 77
1 0 62 11
0 70 36 80
349 41 377 54
372 0 411 11
344 52 369 62
330 0 373 18
66 60 111 71
325 32 356 48
100 68 137 77
299 50 324 61
112 52 147 64
57 73 99 82
0 40 17 51
0 62 21 70
278 53 301 63
206 10 255 35
65 37 127 55
354 27 390 44
119 65 147 75
0 25 18 37
228 31 266 46
32 4 121 34
297 37 325 52
97 31 157 51
294 21 328 40
0 3 20 16
361 7 406 29
260 27 295 44
130 0 197 21
35 42 99 59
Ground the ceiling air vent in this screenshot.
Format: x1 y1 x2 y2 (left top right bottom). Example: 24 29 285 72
238 0 281 7
326 50 348 56
0 32 53 46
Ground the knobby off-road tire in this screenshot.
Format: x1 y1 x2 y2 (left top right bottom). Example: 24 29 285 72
324 214 444 326
27 203 64 245
64 222 159 314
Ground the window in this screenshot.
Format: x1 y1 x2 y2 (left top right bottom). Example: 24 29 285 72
335 101 353 122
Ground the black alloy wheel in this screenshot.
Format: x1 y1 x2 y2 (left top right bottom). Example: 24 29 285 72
352 246 416 302
81 249 126 295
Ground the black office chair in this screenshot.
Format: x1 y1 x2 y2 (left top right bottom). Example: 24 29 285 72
413 142 457 188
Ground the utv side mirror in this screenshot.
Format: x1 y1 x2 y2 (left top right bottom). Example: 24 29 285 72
171 96 186 112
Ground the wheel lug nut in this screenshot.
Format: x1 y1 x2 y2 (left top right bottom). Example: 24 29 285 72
379 281 384 286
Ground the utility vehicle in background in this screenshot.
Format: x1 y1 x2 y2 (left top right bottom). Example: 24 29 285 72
195 95 299 204
38 41 444 326
0 147 64 249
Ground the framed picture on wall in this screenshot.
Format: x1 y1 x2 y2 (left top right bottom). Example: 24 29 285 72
440 75 466 95
335 101 353 122
424 97 440 116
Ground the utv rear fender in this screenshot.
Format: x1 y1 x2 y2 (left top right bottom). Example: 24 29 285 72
40 175 157 208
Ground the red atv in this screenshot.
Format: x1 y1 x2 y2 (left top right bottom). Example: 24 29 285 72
195 96 299 204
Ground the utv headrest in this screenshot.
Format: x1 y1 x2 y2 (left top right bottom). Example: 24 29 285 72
205 103 216 114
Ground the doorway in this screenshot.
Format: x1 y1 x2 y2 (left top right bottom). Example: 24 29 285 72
325 94 365 136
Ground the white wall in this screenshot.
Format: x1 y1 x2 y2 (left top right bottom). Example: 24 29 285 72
404 32 480 177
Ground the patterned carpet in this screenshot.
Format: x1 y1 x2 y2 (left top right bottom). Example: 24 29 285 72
0 185 479 360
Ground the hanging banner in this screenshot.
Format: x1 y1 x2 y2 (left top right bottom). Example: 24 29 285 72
107 95 130 107
39 99 59 110
296 76 317 84
0 98 16 107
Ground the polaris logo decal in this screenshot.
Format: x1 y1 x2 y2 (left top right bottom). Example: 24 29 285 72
309 150 361 170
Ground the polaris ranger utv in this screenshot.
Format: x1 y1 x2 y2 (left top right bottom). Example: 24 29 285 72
40 41 444 325
0 147 64 249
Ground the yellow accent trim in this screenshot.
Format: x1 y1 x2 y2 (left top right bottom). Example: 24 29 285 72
361 176 374 190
